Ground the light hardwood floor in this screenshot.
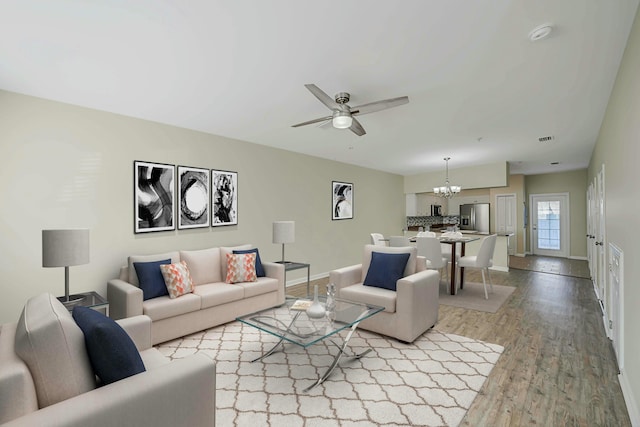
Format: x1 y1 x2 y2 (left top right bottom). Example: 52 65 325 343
287 257 631 426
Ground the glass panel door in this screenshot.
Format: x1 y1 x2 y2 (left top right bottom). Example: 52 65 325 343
530 194 569 257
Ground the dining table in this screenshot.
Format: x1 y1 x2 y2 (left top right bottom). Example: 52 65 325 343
411 235 480 295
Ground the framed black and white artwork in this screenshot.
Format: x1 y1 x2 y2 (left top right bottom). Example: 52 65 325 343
332 181 353 220
177 166 210 229
211 169 238 226
134 161 175 233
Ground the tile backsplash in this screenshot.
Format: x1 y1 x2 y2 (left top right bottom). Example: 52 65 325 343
407 215 459 229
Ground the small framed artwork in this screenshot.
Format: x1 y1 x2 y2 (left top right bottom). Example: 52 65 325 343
134 161 175 233
332 181 353 220
177 166 210 229
211 169 238 226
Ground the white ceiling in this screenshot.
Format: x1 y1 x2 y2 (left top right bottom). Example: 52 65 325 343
1 0 638 176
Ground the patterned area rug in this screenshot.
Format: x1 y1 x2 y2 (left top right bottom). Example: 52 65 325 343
157 315 504 427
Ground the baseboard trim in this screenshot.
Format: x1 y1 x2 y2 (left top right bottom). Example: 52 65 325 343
285 272 328 287
569 255 588 261
489 266 509 272
619 368 640 426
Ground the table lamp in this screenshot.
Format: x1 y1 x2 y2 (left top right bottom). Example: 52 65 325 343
272 221 295 263
42 229 90 306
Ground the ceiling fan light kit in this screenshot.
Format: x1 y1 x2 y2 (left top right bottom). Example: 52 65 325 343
332 111 353 129
292 84 409 136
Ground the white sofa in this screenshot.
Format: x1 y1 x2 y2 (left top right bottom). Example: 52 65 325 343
0 293 216 426
108 244 285 345
329 244 440 343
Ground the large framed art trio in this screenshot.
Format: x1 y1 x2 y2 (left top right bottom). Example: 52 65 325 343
134 161 238 233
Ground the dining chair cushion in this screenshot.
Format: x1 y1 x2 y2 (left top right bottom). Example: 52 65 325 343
363 252 410 291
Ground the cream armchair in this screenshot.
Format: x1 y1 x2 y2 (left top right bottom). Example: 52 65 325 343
329 244 440 343
0 293 216 427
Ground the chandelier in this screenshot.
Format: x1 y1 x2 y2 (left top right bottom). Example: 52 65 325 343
433 157 461 199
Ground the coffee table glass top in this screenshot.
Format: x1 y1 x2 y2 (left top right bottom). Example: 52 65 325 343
236 297 384 348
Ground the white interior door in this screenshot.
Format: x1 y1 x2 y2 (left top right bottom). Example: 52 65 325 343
596 166 607 311
609 243 623 369
496 194 517 255
530 193 570 257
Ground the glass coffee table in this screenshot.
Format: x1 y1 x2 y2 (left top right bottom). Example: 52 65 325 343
237 296 384 391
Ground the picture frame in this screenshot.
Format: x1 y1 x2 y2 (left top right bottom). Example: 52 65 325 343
177 166 210 229
211 169 238 226
332 181 353 220
134 161 175 233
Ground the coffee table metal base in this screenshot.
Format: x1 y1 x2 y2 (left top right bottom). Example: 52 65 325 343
249 311 373 391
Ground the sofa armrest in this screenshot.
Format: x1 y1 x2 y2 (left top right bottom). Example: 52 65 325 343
329 264 363 294
262 261 285 304
107 279 143 320
116 315 152 351
395 269 440 338
0 354 216 427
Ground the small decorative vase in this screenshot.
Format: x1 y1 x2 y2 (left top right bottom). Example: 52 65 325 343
306 284 326 319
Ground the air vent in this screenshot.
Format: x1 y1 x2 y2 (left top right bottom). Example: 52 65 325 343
550 161 560 165
538 135 555 142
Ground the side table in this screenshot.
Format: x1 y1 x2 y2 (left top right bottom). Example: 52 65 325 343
58 291 109 316
275 261 311 297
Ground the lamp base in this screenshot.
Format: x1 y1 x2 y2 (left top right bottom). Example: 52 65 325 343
57 294 87 307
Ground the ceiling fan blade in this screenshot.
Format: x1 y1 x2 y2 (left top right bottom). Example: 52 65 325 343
291 115 332 128
351 96 409 116
349 117 366 136
305 84 339 110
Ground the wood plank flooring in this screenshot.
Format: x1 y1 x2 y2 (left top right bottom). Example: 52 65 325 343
287 257 630 426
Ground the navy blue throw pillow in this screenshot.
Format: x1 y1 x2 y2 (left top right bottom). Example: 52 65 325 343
72 306 146 386
233 248 265 277
133 259 170 300
363 252 411 291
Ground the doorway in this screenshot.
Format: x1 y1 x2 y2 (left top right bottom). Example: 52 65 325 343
530 193 570 258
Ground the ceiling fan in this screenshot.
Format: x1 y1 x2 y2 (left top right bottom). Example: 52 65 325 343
291 84 409 136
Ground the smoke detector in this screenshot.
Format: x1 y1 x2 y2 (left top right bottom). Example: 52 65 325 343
529 24 553 41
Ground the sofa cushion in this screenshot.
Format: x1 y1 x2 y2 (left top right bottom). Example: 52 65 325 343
235 276 279 299
180 247 222 285
193 283 245 309
225 253 258 284
361 244 417 283
142 293 201 321
134 259 171 300
233 248 265 277
72 307 146 386
128 251 181 286
220 244 252 279
160 261 194 299
363 251 410 291
14 293 96 408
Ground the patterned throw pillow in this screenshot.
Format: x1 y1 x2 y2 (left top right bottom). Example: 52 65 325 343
159 261 194 298
225 253 258 284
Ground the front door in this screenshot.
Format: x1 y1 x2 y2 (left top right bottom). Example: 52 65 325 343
530 193 570 257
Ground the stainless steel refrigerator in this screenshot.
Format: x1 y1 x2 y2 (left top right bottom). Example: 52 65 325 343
459 203 490 234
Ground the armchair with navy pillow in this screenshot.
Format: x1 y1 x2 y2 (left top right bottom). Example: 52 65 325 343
329 244 440 343
0 293 215 427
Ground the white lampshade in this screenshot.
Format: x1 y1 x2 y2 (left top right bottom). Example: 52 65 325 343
273 221 295 244
42 229 90 267
332 112 353 129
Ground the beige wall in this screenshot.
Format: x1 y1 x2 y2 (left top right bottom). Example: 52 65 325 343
404 161 508 194
0 90 405 323
588 5 640 420
524 170 588 258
